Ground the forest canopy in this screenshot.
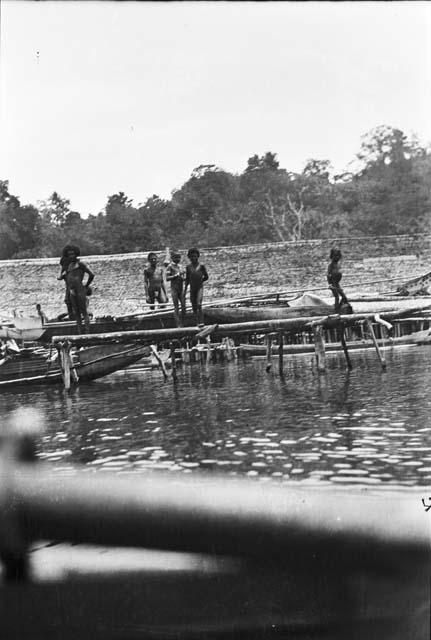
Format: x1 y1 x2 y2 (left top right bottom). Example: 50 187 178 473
1 125 430 260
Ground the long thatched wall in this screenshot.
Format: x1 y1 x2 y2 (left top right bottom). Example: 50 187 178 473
1 234 430 320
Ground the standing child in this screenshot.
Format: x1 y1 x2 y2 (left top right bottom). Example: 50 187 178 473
144 252 168 309
63 246 94 334
327 248 350 311
184 248 208 326
166 250 186 327
36 303 48 324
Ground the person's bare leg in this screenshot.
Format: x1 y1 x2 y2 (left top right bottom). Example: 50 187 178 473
172 289 180 327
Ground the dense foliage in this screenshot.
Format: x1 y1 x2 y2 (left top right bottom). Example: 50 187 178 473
1 126 430 259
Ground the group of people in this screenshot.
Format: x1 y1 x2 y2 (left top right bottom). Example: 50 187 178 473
57 243 349 333
57 245 209 332
144 248 209 326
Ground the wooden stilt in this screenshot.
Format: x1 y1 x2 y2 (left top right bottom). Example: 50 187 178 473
278 331 284 376
313 325 326 373
199 347 205 365
69 352 79 383
182 347 190 364
223 337 233 362
215 343 222 363
222 338 228 361
340 327 353 370
265 334 272 372
374 314 392 352
58 342 72 390
150 345 168 381
170 342 178 382
206 336 212 366
365 319 386 370
230 338 238 360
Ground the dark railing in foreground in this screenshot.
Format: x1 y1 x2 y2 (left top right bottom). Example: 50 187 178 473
0 413 430 639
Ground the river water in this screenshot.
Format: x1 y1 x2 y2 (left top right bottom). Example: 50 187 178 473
2 346 431 487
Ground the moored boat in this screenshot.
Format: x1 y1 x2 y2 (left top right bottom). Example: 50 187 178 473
203 303 335 324
0 342 151 388
239 328 431 357
203 295 431 325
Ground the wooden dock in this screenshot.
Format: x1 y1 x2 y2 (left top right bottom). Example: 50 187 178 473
50 305 431 387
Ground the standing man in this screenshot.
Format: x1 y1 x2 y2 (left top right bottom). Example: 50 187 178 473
62 245 94 334
58 244 80 319
184 248 209 326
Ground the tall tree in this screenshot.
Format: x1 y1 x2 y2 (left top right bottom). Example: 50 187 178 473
350 126 430 234
171 165 240 230
38 192 71 226
0 182 41 258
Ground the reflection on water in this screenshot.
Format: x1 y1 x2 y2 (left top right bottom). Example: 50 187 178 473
2 347 431 486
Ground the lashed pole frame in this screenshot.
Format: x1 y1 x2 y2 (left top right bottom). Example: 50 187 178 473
50 306 429 383
51 306 430 348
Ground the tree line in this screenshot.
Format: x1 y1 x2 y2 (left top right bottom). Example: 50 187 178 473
1 125 430 260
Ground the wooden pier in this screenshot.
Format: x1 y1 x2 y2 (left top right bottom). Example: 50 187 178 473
50 305 431 387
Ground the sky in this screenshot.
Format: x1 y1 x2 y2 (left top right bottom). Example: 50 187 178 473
1 1 430 216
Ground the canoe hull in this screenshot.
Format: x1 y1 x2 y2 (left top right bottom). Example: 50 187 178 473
204 304 334 324
77 344 151 381
0 344 151 388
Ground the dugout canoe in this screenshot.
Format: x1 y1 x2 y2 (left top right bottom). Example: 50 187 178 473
203 297 431 325
0 343 151 388
203 303 336 324
239 329 431 357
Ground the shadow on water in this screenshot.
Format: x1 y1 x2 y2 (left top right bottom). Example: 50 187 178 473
2 347 431 486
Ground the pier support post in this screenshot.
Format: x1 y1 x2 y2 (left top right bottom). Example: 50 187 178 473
223 337 233 361
150 345 168 381
182 341 191 365
59 341 72 390
374 314 392 351
340 326 353 370
278 331 284 376
365 319 386 370
206 336 212 366
313 325 326 373
170 342 178 382
265 334 272 372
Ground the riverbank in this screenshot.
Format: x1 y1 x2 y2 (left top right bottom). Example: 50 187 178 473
1 234 430 319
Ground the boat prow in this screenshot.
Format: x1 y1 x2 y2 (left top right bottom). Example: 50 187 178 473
0 343 151 388
0 316 45 341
